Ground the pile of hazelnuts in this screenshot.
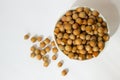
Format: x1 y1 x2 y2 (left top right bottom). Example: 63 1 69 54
54 7 109 60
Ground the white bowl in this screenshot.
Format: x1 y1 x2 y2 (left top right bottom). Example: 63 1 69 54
53 6 110 61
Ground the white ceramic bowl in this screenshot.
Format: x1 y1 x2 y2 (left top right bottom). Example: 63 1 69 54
53 6 110 61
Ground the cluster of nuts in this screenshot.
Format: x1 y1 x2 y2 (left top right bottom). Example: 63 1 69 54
54 7 109 60
24 34 68 76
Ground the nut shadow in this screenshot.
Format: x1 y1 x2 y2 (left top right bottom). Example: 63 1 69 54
72 0 120 36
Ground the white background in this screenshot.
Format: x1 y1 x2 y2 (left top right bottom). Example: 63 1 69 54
0 0 120 80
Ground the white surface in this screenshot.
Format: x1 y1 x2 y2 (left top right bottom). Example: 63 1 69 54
0 0 120 80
